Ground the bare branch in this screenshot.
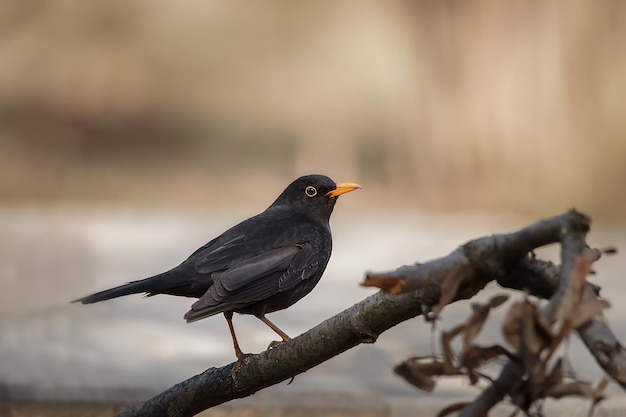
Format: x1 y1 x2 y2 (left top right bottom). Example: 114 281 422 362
459 211 623 417
118 210 624 417
118 289 436 417
362 210 591 296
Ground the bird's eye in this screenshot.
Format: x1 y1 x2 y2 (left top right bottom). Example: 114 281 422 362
305 186 317 197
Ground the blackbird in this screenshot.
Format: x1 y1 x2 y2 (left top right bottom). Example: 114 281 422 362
73 174 360 366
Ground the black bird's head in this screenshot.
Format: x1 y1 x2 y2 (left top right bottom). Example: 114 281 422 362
270 174 360 223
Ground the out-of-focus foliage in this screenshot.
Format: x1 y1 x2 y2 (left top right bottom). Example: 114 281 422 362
1 1 625 216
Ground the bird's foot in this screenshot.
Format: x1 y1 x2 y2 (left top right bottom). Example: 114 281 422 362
232 353 253 372
265 339 296 384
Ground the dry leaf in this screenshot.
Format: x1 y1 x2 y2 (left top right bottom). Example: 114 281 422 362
465 345 512 367
602 246 617 255
394 358 446 392
502 301 524 352
441 324 464 373
587 376 611 417
361 274 406 295
462 294 509 349
570 299 611 328
487 294 509 309
503 299 554 356
432 264 471 317
524 301 555 356
595 375 610 393
546 381 597 400
462 345 512 377
462 304 491 348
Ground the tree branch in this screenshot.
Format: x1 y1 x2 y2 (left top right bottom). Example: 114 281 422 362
118 289 438 417
118 210 624 417
459 212 625 417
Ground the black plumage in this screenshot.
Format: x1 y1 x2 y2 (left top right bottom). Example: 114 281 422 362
73 174 360 365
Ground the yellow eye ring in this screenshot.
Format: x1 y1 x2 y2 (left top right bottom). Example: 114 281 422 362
305 186 317 197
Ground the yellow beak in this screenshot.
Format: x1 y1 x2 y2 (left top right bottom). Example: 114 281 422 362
326 182 361 197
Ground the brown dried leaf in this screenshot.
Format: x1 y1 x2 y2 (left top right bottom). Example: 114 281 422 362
555 249 597 323
595 375 610 393
570 299 611 328
462 345 512 374
462 304 490 349
502 301 524 352
487 294 509 309
394 358 446 392
525 301 555 356
442 324 464 373
432 264 471 317
462 294 509 349
503 299 554 356
602 246 617 255
587 376 611 417
533 304 555 341
546 381 597 400
361 274 406 295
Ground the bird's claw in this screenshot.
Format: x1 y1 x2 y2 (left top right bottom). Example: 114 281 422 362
232 353 253 372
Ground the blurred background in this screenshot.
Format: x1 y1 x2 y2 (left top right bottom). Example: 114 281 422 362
2 1 626 416
2 0 626 215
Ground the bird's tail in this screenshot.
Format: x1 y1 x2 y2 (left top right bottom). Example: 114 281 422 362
72 274 170 304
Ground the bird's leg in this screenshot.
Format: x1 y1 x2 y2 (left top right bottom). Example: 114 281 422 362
224 312 250 371
257 315 298 384
257 315 291 350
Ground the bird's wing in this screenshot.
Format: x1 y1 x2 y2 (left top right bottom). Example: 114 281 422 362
185 240 323 320
191 210 288 274
188 245 302 312
193 235 248 274
278 241 320 291
217 245 302 292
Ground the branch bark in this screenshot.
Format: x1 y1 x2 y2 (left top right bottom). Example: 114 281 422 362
118 210 625 417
